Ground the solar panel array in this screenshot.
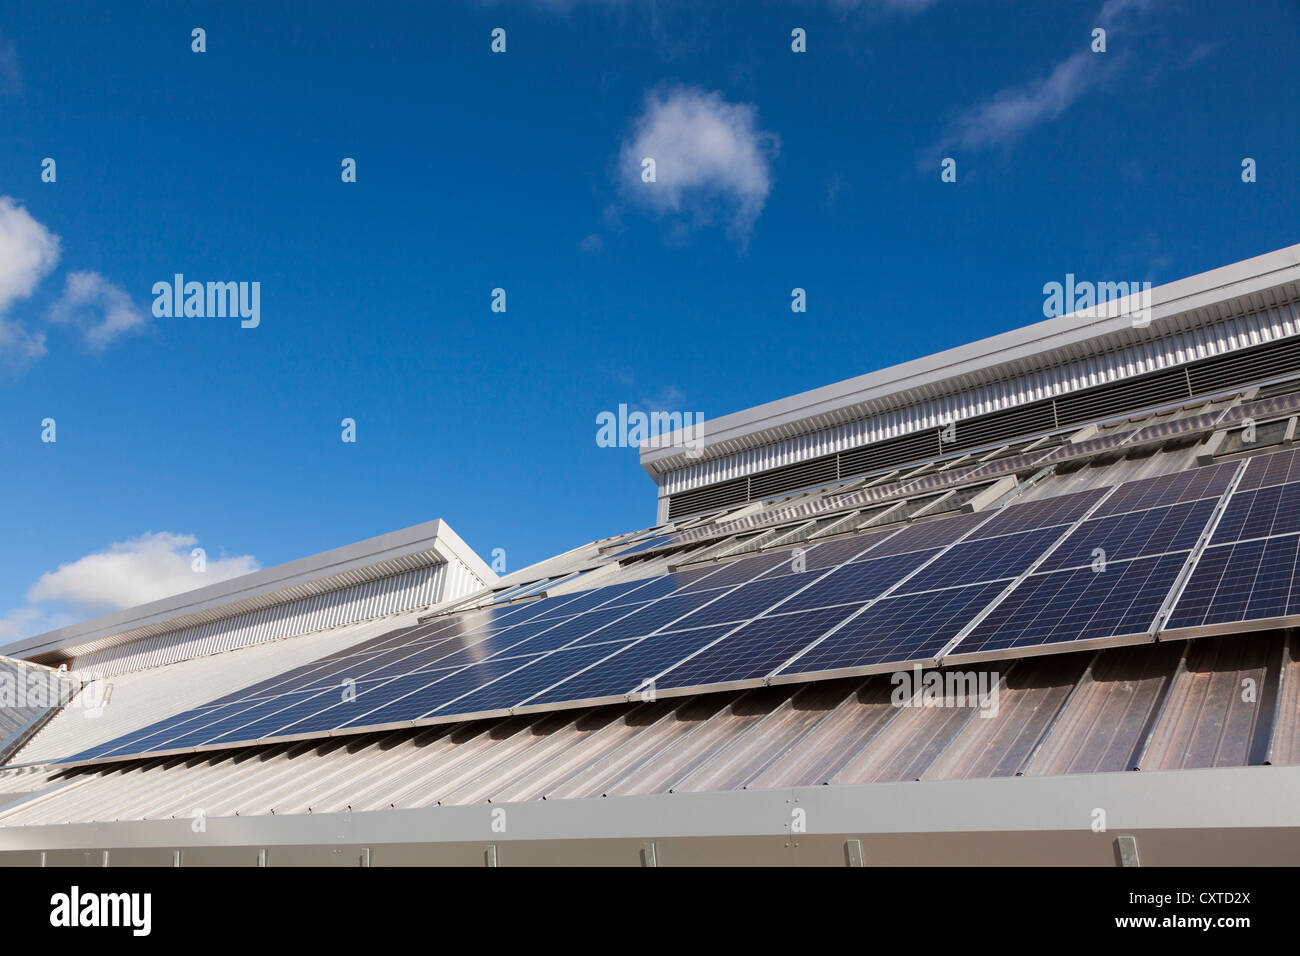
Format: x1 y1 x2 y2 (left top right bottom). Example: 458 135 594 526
66 449 1300 766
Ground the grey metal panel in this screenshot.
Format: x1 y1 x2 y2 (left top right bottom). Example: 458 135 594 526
1022 642 1186 776
71 565 447 676
1139 633 1283 771
1 637 1295 829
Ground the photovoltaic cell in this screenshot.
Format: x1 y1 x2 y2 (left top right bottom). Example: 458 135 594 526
523 627 739 706
333 657 540 730
861 511 990 555
74 451 1267 767
776 549 938 614
659 607 861 689
430 639 639 716
1209 482 1300 544
1037 498 1217 572
965 488 1106 539
1235 446 1300 492
775 580 1010 677
675 547 809 591
897 527 1063 594
1166 537 1300 631
801 531 896 570
951 552 1187 657
665 574 817 629
1091 461 1237 517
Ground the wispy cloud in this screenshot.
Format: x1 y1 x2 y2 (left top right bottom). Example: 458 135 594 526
0 198 60 312
1 532 261 642
921 0 1158 165
928 50 1120 158
0 195 148 370
0 33 21 95
617 85 778 245
49 271 149 353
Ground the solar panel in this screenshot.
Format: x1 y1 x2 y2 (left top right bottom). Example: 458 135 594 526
1035 498 1218 572
1164 537 1300 632
772 580 1011 678
1208 481 1300 544
1234 446 1300 492
898 527 1064 593
655 608 860 689
964 489 1107 539
69 454 1264 766
946 553 1188 660
1091 461 1237 517
776 549 939 614
521 627 740 706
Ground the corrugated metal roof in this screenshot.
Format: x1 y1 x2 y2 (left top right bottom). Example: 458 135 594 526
10 611 421 766
1 633 1292 828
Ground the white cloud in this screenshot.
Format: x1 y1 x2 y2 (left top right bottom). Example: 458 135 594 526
0 317 46 371
0 197 60 313
0 532 260 642
0 533 261 643
619 85 778 243
0 197 59 371
932 50 1112 155
24 532 259 615
48 270 149 352
922 0 1157 164
0 196 147 368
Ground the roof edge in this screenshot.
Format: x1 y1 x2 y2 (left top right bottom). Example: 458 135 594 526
1 518 496 661
640 243 1300 475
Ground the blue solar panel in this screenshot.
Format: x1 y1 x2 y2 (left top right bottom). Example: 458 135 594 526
964 488 1106 539
774 580 1010 677
1235 446 1300 492
73 460 1257 767
951 552 1187 657
776 549 938 613
856 511 990 556
675 546 818 591
1091 461 1237 517
1166 537 1300 631
1036 498 1217 572
898 527 1063 593
522 627 738 706
658 607 861 689
1209 481 1300 544
416 640 640 717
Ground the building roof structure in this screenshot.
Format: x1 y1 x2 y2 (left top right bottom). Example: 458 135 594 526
2 246 1300 867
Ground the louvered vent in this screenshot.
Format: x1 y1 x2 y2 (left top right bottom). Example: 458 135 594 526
943 400 1057 450
839 429 941 477
1188 336 1300 396
664 331 1300 520
666 476 749 520
749 453 838 499
1054 367 1190 427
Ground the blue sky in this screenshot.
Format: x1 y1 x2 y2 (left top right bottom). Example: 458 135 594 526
0 0 1296 640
